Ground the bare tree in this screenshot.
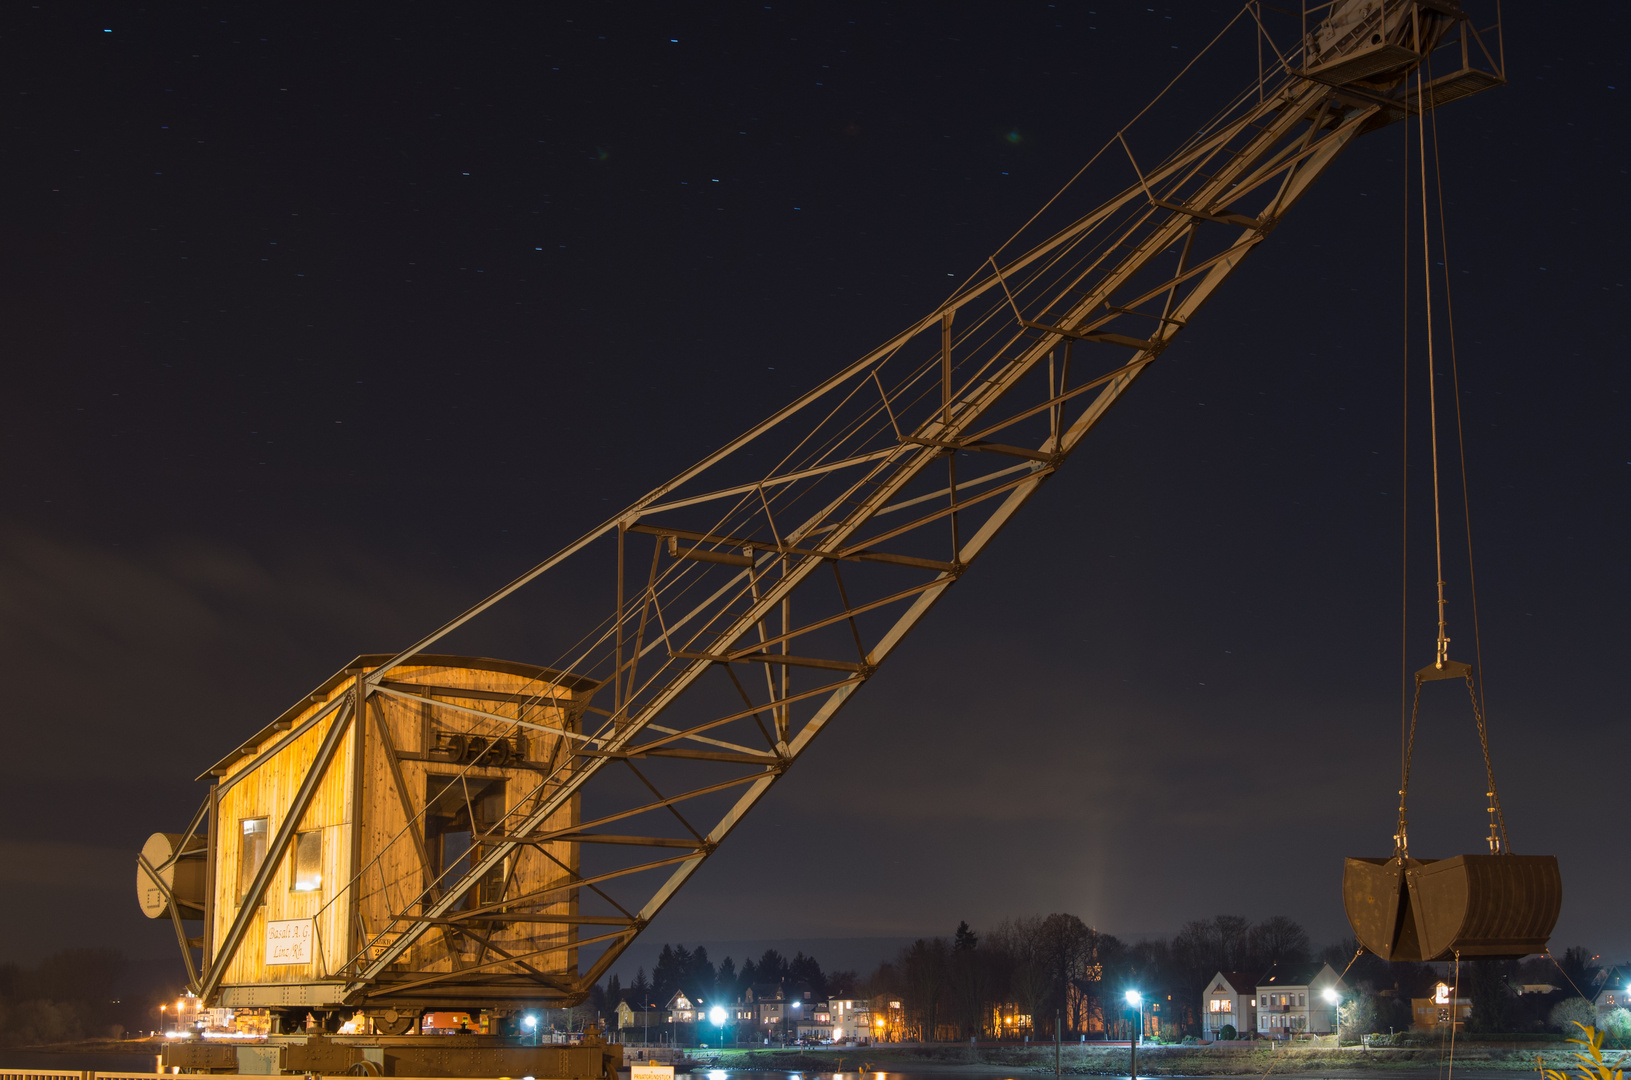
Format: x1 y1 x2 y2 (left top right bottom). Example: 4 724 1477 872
1251 916 1311 968
990 917 1048 1039
900 938 950 1041
1038 914 1096 1035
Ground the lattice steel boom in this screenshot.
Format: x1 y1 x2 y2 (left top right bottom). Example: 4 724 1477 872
165 1 1505 1012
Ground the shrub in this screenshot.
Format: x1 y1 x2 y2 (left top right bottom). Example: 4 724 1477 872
1601 1010 1631 1050
1219 1024 1236 1041
1551 998 1598 1035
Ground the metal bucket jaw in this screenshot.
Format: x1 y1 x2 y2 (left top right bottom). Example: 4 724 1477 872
1343 854 1561 961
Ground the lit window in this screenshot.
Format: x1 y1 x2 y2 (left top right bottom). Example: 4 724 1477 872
291 830 322 892
238 818 269 903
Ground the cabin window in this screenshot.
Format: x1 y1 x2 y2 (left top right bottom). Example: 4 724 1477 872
425 775 507 907
238 817 269 904
291 830 322 892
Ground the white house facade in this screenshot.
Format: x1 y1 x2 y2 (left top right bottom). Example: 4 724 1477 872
1256 963 1345 1037
1202 971 1260 1039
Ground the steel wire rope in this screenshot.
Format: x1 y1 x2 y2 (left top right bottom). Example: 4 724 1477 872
1417 68 1451 673
1426 58 1508 854
427 69 1278 727
607 311 1063 741
540 51 1315 970
367 28 1297 696
334 13 1326 974
1447 949 1462 1080
327 74 1243 999
1398 89 1412 855
381 171 1246 998
983 3 1256 269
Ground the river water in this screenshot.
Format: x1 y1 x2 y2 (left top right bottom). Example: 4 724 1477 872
0 1056 1526 1080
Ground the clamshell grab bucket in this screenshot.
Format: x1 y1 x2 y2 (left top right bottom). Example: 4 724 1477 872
1343 853 1561 961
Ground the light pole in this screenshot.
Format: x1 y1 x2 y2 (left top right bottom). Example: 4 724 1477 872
1125 990 1143 1080
1322 988 1341 1044
709 1004 727 1050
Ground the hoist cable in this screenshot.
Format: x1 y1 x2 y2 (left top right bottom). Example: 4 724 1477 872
1399 92 1413 834
1416 70 1450 671
1395 677 1424 859
1395 66 1510 857
1427 61 1510 855
1446 950 1462 1080
1543 947 1592 1001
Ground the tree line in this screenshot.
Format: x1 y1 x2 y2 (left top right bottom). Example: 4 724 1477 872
606 920 1622 1042
862 914 1323 1040
604 944 855 1014
0 948 155 1046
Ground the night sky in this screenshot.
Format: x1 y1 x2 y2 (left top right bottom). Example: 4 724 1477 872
3 1 1627 975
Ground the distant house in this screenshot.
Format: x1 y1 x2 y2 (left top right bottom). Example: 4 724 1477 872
1255 963 1344 1037
1594 967 1630 1026
615 999 670 1040
737 980 815 1039
829 996 875 1043
1409 981 1471 1031
795 1002 833 1042
1202 971 1261 1039
665 989 705 1024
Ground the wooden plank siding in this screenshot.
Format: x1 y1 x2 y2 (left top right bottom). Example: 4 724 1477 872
205 655 591 1008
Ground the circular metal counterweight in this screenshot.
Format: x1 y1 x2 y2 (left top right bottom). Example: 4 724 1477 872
137 831 208 920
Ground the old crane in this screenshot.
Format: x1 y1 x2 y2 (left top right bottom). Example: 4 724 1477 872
139 0 1523 1056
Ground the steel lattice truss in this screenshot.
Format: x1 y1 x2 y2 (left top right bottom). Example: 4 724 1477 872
182 1 1504 1009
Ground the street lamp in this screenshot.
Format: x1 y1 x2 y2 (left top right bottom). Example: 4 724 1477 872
1124 991 1143 1080
523 1014 538 1046
1322 988 1341 1044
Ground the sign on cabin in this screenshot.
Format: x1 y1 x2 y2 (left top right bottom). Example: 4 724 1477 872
266 919 313 965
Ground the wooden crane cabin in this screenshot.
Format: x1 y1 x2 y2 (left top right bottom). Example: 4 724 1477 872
139 654 598 1029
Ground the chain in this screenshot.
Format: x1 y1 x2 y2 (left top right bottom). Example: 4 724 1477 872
1463 669 1510 854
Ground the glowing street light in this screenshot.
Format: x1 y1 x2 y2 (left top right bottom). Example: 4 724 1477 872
1322 988 1341 1043
1124 990 1143 1080
709 1005 728 1027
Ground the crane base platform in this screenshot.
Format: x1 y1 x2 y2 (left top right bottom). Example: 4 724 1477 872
160 1033 623 1077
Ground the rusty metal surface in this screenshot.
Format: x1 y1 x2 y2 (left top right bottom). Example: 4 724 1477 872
1343 854 1561 961
381 1037 620 1078
160 1041 239 1072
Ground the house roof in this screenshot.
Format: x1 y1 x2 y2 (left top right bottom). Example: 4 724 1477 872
1256 963 1332 990
1209 971 1265 994
747 982 785 1002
